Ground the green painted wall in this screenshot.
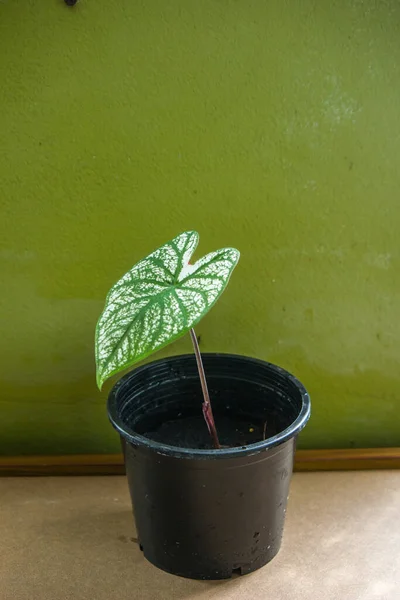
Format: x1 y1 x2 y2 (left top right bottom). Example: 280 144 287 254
1 0 399 456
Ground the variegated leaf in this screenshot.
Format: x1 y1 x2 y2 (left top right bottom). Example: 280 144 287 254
95 231 240 389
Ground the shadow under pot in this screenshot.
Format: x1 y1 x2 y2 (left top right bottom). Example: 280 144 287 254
107 353 311 580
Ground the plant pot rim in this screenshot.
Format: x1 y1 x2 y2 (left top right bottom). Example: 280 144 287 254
107 353 311 460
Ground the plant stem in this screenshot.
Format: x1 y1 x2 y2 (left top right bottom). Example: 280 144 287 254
189 328 220 449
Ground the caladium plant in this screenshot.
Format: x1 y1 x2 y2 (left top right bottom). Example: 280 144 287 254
95 230 240 448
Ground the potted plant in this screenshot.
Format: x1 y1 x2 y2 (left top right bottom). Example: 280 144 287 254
95 230 310 580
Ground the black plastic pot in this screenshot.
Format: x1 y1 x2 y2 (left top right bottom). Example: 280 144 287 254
108 353 310 580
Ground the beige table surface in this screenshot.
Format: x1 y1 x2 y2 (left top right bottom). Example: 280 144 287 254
1 471 399 600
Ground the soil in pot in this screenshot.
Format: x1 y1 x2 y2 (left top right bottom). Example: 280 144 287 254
142 413 278 449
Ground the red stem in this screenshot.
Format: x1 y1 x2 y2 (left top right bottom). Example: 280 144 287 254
189 328 220 449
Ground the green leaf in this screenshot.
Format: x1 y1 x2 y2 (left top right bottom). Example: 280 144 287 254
95 231 240 389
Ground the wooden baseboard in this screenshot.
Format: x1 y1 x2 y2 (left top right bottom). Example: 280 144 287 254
295 448 400 472
0 448 399 476
0 454 125 477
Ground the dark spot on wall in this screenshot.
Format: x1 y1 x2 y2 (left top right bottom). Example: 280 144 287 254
304 308 313 323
